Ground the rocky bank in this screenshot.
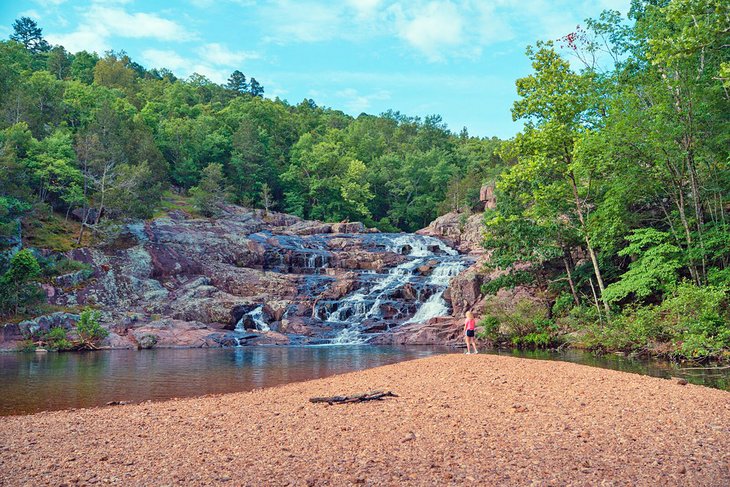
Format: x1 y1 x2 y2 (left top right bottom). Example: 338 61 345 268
2 203 498 350
2 354 728 485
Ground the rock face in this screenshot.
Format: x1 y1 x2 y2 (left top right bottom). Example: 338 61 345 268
417 211 485 254
480 184 496 210
2 206 475 350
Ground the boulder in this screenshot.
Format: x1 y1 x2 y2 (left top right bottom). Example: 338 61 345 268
480 184 497 210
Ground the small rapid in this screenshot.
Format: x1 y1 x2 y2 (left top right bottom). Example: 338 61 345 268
320 234 467 344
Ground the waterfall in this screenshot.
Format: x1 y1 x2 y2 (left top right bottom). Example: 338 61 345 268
235 305 270 333
327 234 465 344
403 260 465 324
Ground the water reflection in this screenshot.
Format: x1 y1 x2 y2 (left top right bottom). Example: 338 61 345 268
495 349 730 391
1 346 728 417
0 346 448 416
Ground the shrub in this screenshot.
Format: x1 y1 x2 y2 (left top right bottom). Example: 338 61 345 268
15 339 36 352
476 316 500 341
0 249 44 316
76 308 108 349
479 297 561 349
580 283 730 359
44 326 74 351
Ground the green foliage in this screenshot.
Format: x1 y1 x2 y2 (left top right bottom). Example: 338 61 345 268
603 229 683 303
478 297 561 349
481 270 534 295
190 162 228 217
0 249 44 316
1 17 506 237
44 326 74 351
476 316 500 342
75 308 108 349
582 284 730 359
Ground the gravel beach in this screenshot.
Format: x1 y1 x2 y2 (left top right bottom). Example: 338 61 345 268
1 354 729 486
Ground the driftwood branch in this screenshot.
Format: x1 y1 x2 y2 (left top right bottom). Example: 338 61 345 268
309 391 399 405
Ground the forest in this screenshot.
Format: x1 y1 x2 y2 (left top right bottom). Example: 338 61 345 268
1 0 728 360
480 0 729 360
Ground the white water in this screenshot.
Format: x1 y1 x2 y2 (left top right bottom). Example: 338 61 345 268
235 305 270 333
328 235 465 344
403 260 465 324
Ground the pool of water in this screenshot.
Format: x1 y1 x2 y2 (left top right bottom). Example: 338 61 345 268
499 348 730 390
1 346 727 416
0 345 448 416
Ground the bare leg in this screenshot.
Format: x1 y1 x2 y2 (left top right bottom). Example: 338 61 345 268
471 337 478 354
464 334 470 353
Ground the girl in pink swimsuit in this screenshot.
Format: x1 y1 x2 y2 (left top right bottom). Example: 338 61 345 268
463 311 478 354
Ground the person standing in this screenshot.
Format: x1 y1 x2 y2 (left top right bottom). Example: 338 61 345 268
463 311 478 354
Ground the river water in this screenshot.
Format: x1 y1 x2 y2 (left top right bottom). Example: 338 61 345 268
1 347 728 416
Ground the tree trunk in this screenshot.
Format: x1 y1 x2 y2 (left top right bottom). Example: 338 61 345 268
563 254 580 306
569 173 609 315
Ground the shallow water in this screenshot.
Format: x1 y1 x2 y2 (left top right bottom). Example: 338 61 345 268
0 345 448 416
1 346 727 416
497 348 730 391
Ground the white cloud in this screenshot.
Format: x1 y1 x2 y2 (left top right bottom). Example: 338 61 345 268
347 0 383 19
33 0 68 6
262 1 343 43
19 9 42 20
141 48 243 84
141 49 190 70
45 5 193 53
335 87 391 113
394 1 464 61
195 43 259 66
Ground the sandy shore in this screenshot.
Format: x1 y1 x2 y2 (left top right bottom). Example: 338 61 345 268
1 354 729 486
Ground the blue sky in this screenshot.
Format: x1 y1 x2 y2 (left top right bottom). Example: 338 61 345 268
0 0 630 138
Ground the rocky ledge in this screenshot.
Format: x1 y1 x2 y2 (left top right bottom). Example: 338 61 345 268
2 205 501 350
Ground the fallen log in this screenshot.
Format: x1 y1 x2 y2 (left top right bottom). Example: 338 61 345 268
309 390 398 405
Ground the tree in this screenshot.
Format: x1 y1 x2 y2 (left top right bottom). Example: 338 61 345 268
46 46 72 80
249 78 264 97
10 17 50 54
190 162 228 217
259 182 274 216
70 51 98 84
75 308 108 349
93 51 136 92
226 70 248 94
0 249 42 315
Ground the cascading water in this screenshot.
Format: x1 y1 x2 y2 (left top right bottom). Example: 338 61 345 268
323 234 466 344
403 260 465 324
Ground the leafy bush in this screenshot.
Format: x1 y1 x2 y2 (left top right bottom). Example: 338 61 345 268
75 308 108 349
581 283 730 359
476 316 500 341
44 326 73 351
478 297 561 349
603 229 682 303
0 249 44 316
15 339 36 352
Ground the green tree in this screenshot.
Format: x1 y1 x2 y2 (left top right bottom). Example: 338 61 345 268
70 51 99 84
46 45 72 79
0 249 42 315
226 70 248 94
75 308 108 349
190 162 228 216
249 78 264 97
10 17 50 54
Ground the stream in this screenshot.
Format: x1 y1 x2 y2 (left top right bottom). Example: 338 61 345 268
1 346 728 416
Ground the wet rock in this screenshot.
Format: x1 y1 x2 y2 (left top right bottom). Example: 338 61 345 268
135 334 158 349
17 312 80 338
331 222 365 234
